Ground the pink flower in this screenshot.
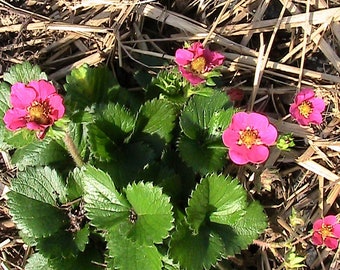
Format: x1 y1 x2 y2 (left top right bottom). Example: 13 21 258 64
312 215 340 250
175 42 224 85
289 88 325 126
222 112 277 165
3 80 65 139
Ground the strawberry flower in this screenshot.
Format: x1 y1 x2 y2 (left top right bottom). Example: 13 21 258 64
175 42 224 85
222 112 277 165
289 88 325 126
312 215 340 250
3 80 65 139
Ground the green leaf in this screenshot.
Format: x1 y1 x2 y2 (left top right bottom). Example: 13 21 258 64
37 230 79 259
74 224 90 252
84 167 173 245
186 174 247 233
83 167 174 270
169 222 223 270
95 103 135 143
88 124 116 162
3 62 47 85
122 182 174 245
11 139 70 170
93 142 155 188
213 201 268 256
48 244 104 270
3 128 36 148
178 135 226 175
25 253 52 270
134 99 176 150
8 167 68 238
64 64 121 111
179 90 232 140
0 82 10 117
83 165 130 228
184 174 267 257
106 232 162 270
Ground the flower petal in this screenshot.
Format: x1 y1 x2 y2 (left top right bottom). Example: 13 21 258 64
10 83 36 108
29 80 56 100
313 218 324 230
189 42 205 58
222 128 239 148
295 88 315 105
228 146 249 165
247 145 269 164
48 94 65 119
248 112 269 130
324 237 339 250
175 49 194 66
323 215 338 226
260 124 277 145
308 112 323 124
311 98 326 112
26 121 44 131
332 223 340 238
179 67 204 85
3 108 27 130
204 50 224 68
311 232 323 245
230 112 248 130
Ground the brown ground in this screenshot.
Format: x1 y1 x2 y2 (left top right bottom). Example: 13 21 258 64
1 0 340 269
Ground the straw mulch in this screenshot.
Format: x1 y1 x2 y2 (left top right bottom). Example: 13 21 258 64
0 0 339 269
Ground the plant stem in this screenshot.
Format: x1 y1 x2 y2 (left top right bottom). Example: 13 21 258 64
64 131 84 167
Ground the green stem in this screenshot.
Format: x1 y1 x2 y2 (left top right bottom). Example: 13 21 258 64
64 131 84 167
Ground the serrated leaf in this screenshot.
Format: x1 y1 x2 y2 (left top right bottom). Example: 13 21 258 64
106 232 162 270
208 108 235 136
186 174 247 233
134 99 176 146
48 244 104 270
185 174 267 257
169 222 223 270
3 128 36 148
95 102 135 144
178 135 226 175
0 82 10 117
3 62 47 85
37 230 79 259
25 253 52 270
64 64 121 111
93 142 155 188
8 167 68 238
11 139 70 169
213 201 267 256
179 90 232 140
82 165 131 228
88 124 116 162
74 224 90 252
8 192 68 239
123 182 174 245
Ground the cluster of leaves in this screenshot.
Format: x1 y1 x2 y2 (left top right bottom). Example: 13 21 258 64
0 63 268 270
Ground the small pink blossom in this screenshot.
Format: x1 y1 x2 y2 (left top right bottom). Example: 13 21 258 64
312 215 340 250
175 42 224 85
222 112 277 165
3 80 65 139
289 88 325 126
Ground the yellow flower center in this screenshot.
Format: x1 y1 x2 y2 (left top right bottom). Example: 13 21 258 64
190 56 206 74
298 101 313 118
238 127 261 149
27 101 51 125
320 224 333 239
